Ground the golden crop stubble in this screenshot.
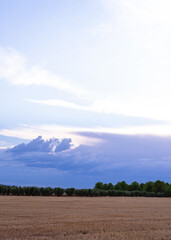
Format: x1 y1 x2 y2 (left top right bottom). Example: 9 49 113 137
0 196 171 240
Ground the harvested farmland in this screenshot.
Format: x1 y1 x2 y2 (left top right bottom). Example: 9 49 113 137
0 196 171 240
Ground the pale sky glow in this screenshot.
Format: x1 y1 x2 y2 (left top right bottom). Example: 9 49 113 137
1 123 171 146
1 0 171 143
0 124 103 146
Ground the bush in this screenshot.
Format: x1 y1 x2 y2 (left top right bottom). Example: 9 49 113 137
65 188 75 196
91 189 100 197
54 187 64 196
75 189 91 196
148 192 156 197
132 190 141 197
156 192 165 197
40 187 53 196
10 186 19 195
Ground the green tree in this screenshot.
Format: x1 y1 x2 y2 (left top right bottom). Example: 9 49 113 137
143 181 153 192
54 187 64 196
152 180 167 193
129 181 139 191
94 182 104 190
65 188 75 196
107 183 114 190
114 181 128 190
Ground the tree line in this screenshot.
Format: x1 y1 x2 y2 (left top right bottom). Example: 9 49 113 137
93 180 171 197
0 180 170 197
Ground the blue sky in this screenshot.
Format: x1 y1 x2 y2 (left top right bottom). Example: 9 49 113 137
0 0 171 187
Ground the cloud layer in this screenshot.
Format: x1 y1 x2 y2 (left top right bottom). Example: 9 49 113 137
1 133 170 187
2 133 171 171
1 45 171 122
0 47 86 96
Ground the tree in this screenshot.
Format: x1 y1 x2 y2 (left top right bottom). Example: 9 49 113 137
165 184 171 197
143 181 153 192
94 182 104 190
107 183 114 190
152 180 167 193
65 188 75 196
10 186 19 195
114 181 128 190
54 187 64 196
44 187 53 196
139 183 145 191
129 181 139 191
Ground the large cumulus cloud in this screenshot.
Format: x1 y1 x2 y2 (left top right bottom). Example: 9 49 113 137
7 136 73 154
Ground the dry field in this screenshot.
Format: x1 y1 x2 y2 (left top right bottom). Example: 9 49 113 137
0 196 171 240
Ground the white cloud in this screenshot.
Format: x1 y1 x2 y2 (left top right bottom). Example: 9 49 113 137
28 94 171 122
90 95 171 121
27 99 90 111
100 0 171 61
89 24 113 37
88 0 171 121
1 0 171 123
0 146 9 150
101 0 171 22
0 125 102 147
1 122 171 150
0 46 87 96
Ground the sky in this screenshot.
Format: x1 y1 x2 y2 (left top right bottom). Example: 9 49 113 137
0 0 171 187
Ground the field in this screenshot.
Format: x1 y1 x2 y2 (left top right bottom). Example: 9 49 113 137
0 196 171 240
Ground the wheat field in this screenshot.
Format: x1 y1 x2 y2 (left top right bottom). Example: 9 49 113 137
0 196 170 240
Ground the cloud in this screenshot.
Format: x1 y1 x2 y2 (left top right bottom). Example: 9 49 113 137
101 0 171 23
0 125 102 147
0 46 87 96
8 136 73 154
2 122 171 153
28 95 171 122
0 146 8 150
2 133 171 172
89 24 113 37
92 0 171 121
1 45 171 122
0 134 170 187
90 95 171 121
27 99 90 111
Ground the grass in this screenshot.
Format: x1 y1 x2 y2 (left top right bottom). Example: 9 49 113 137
0 196 171 239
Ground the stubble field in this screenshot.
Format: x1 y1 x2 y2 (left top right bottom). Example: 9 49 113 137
0 196 170 240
